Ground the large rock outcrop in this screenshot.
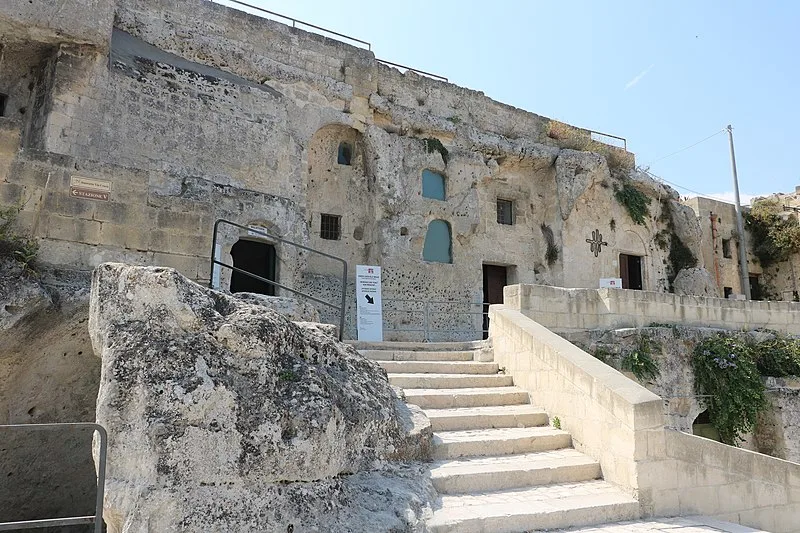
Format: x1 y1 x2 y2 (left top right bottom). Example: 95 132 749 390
673 267 718 297
89 263 433 533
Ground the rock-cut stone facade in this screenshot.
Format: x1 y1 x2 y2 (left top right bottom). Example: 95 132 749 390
0 0 712 339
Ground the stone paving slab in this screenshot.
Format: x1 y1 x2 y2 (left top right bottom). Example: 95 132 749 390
561 516 767 532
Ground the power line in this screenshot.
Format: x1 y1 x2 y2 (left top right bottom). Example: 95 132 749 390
642 169 745 204
644 128 726 166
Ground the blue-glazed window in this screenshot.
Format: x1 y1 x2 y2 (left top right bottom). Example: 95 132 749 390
337 142 352 165
422 169 446 200
422 219 452 263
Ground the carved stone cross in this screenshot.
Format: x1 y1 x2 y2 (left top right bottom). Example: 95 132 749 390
586 229 608 257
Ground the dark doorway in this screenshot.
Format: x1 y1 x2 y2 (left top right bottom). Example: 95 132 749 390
482 265 508 339
749 275 762 301
619 253 643 290
230 239 277 296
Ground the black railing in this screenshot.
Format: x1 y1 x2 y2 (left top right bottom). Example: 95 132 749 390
0 423 107 532
210 0 372 50
382 298 488 341
209 219 348 341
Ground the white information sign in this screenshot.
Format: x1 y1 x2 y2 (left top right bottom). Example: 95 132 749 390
356 265 383 341
599 278 623 289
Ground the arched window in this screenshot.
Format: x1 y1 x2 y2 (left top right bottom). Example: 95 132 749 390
337 142 353 165
422 169 446 200
422 220 452 263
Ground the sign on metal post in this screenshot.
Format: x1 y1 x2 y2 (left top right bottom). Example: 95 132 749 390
356 265 383 341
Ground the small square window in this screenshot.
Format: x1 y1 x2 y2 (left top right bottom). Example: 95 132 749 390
722 238 732 258
0 94 7 117
497 199 514 225
724 287 733 299
320 214 341 240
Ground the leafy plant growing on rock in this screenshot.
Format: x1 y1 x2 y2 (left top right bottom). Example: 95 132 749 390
552 416 561 430
540 223 559 266
750 333 800 377
422 137 449 164
614 180 651 225
0 204 38 275
745 198 800 266
621 335 660 382
692 334 767 445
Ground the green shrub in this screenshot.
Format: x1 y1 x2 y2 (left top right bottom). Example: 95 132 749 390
751 334 800 377
422 137 449 164
621 335 660 382
0 205 38 274
614 181 652 225
745 198 800 266
692 335 767 445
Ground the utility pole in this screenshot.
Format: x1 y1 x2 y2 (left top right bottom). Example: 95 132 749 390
727 124 751 300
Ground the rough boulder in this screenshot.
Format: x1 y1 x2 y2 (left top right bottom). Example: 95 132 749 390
89 263 433 533
673 267 718 297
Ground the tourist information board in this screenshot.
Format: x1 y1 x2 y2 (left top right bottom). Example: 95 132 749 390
356 265 383 341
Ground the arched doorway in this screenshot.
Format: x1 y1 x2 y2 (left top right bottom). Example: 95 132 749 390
230 239 277 296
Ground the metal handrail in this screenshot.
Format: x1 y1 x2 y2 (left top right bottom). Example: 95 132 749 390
210 219 348 341
588 129 627 151
210 0 372 50
0 423 107 532
207 1 449 81
383 298 488 341
376 59 448 82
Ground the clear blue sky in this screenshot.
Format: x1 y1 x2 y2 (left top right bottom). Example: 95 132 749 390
220 0 799 204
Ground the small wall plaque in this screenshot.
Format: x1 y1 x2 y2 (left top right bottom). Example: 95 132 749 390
70 176 110 201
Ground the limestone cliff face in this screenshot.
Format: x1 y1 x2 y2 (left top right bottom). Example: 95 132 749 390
89 263 433 532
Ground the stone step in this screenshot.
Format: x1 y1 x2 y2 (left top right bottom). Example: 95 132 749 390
430 449 600 494
425 405 548 431
433 427 571 459
426 480 640 533
379 361 499 375
348 340 484 352
389 373 513 389
360 349 475 362
403 387 530 409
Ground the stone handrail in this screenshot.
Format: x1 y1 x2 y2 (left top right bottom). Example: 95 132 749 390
489 302 800 531
504 284 800 335
488 305 664 503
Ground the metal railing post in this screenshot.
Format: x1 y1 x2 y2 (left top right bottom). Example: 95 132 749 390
424 300 430 342
209 219 221 288
339 262 347 342
0 423 107 532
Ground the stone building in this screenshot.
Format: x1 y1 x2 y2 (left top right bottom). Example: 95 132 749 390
684 193 800 301
1 0 704 339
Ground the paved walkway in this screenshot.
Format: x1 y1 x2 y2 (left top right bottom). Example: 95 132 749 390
564 516 766 532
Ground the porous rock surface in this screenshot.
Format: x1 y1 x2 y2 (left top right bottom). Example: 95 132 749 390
232 292 321 322
89 263 433 533
673 267 718 297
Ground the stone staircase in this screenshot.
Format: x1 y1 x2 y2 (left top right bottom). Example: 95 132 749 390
357 341 640 533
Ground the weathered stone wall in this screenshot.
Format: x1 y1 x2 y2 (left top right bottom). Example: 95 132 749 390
755 377 800 463
682 196 764 298
0 0 113 47
505 283 800 334
0 0 691 339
